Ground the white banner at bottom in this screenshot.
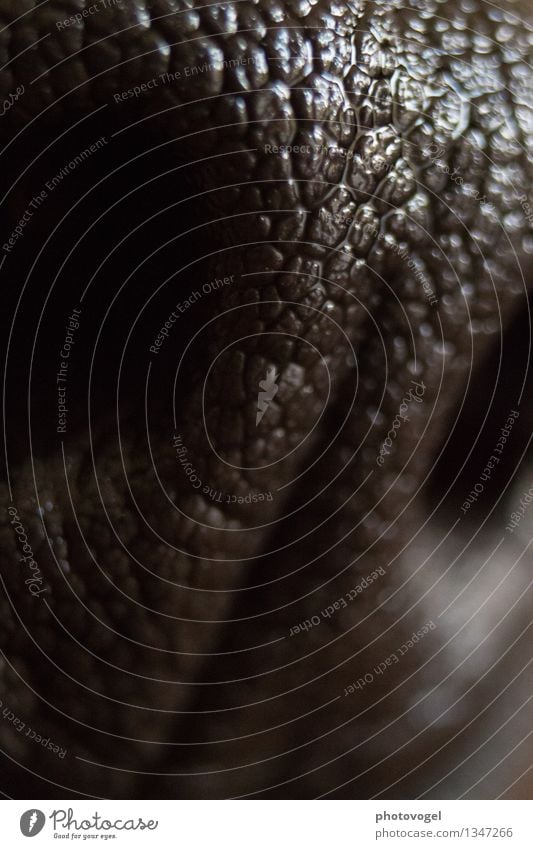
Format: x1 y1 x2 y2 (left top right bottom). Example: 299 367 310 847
1 799 532 847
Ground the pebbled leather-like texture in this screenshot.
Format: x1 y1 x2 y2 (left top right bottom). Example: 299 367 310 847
0 0 532 798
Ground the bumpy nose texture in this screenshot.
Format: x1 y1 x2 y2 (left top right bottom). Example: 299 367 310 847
0 0 532 798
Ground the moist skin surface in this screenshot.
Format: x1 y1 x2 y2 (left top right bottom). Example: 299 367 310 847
0 0 532 799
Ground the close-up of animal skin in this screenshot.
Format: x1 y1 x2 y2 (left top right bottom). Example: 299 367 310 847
0 0 532 802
